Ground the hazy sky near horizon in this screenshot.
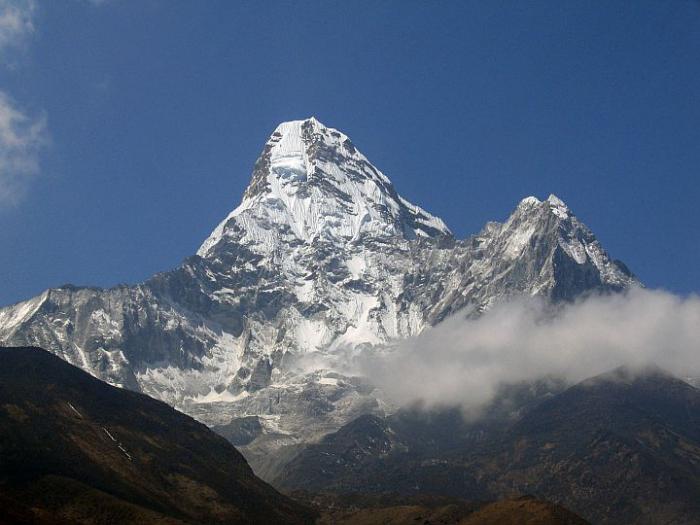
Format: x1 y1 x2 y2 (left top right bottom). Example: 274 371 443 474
0 0 698 305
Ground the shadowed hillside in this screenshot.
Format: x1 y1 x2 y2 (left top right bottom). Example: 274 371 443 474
0 346 315 524
277 366 700 524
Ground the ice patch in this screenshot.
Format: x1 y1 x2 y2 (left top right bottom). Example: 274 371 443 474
547 194 569 219
190 388 249 404
346 254 367 279
503 225 536 259
560 239 588 264
519 196 541 207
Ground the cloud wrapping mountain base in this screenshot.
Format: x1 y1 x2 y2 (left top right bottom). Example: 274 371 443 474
364 287 700 410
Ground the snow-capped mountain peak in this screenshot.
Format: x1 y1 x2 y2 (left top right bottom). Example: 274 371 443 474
0 118 639 474
516 194 569 215
485 193 634 299
546 193 567 206
518 195 542 207
546 193 570 218
198 118 450 258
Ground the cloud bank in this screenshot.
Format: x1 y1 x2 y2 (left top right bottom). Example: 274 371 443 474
362 287 700 410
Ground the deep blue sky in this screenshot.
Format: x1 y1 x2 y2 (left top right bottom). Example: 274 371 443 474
0 0 698 305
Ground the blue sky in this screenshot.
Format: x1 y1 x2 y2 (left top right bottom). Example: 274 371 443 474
0 0 698 305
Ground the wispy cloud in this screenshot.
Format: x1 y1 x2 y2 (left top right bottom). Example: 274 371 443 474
0 0 46 207
0 0 36 64
361 288 700 411
0 91 47 205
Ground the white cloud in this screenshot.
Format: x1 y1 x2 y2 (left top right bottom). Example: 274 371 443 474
0 0 36 63
0 1 47 206
361 288 700 411
0 90 47 205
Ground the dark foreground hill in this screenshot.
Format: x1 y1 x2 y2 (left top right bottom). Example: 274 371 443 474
277 366 700 524
0 346 315 524
297 492 588 525
0 346 587 525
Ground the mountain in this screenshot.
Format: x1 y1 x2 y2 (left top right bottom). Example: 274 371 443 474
0 346 315 524
276 366 700 524
0 118 636 472
309 494 588 525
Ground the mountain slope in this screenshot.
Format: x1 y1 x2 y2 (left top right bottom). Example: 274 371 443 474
276 366 700 524
198 117 451 258
0 346 315 524
313 495 588 525
493 366 700 524
0 118 636 468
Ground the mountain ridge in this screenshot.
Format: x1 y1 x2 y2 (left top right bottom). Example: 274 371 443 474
275 365 700 524
0 117 637 471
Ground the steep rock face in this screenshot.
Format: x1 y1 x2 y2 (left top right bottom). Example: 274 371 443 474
198 117 450 257
0 118 636 464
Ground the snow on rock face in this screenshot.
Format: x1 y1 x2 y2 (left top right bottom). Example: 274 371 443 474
0 118 638 474
547 193 570 219
197 118 451 258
